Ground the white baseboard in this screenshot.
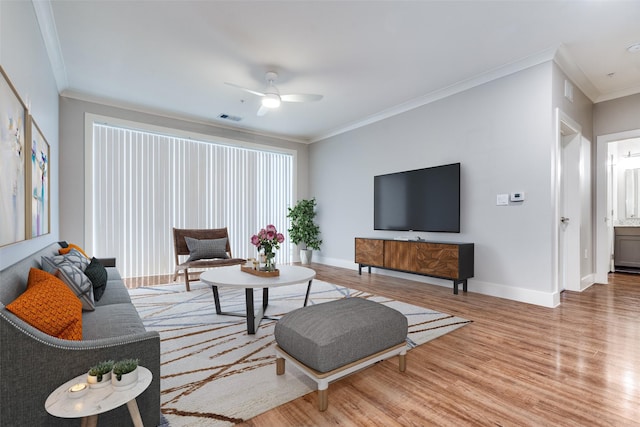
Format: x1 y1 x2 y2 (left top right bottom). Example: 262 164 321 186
580 274 596 291
315 256 559 308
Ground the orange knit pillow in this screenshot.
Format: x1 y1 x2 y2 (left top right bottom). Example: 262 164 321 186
6 268 83 340
59 243 89 259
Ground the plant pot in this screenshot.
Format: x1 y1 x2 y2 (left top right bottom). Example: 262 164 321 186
87 371 111 389
111 366 139 390
300 249 313 264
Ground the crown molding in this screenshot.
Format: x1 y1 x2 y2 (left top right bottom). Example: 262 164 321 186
61 89 310 145
310 47 559 143
553 44 600 103
32 0 68 92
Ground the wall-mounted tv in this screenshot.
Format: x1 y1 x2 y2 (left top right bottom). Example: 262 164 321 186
374 163 460 233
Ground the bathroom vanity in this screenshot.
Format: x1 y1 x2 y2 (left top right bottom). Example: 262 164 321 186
614 226 640 271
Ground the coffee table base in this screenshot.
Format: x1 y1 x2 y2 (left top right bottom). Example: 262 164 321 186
212 280 313 334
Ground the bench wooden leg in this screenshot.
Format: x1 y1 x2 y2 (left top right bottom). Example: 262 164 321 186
276 357 285 375
399 352 406 372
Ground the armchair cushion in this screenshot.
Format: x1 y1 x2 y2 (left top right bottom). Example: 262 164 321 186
185 236 229 261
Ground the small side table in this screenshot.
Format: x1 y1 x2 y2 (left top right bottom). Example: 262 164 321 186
45 366 152 427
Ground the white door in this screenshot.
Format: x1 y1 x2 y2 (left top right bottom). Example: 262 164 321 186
557 117 581 292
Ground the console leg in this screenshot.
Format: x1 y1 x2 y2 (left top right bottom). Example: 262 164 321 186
463 280 468 292
453 281 459 295
358 264 362 275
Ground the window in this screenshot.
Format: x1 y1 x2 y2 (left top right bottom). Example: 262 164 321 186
87 117 294 279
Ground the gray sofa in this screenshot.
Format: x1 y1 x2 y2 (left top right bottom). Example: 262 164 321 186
0 243 161 426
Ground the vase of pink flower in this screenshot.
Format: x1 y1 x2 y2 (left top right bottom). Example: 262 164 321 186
251 225 285 272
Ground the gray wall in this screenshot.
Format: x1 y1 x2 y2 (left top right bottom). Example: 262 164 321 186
58 97 310 246
0 1 60 269
594 93 640 136
310 62 565 306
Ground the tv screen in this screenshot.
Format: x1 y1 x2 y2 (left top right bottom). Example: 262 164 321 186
374 163 460 233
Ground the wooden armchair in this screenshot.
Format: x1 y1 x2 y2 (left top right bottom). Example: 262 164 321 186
173 227 245 291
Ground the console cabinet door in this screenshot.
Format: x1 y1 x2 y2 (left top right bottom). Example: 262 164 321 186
384 241 415 271
355 238 384 267
414 243 459 279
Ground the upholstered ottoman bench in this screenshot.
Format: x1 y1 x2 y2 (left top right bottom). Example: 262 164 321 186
274 297 408 411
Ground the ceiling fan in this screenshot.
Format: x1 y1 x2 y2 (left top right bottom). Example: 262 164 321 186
225 71 323 116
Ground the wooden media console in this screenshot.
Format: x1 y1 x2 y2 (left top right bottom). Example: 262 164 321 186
355 238 474 294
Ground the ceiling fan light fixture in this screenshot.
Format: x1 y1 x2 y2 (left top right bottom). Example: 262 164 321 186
627 43 640 53
262 93 281 109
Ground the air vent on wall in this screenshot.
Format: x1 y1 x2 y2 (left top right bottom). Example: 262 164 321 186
564 80 574 103
218 113 242 122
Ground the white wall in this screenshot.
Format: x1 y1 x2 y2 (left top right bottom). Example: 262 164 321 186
310 63 562 306
58 97 310 247
0 1 59 269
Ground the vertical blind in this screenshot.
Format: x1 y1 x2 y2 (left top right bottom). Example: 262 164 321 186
90 122 293 279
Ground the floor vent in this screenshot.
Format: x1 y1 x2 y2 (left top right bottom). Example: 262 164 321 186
218 113 242 122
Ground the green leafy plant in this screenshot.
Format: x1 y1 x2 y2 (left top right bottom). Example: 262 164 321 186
287 198 322 251
112 358 139 381
88 360 114 382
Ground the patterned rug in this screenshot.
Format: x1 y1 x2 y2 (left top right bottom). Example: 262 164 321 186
129 279 471 426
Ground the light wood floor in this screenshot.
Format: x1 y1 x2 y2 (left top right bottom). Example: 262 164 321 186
239 264 640 427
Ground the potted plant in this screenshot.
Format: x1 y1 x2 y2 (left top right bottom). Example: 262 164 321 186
111 358 139 389
287 198 322 264
87 360 114 388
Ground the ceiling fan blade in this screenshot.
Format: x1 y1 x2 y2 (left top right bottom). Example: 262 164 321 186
224 82 265 97
257 105 270 116
281 93 323 103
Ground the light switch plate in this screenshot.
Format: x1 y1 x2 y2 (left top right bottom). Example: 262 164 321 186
497 194 509 206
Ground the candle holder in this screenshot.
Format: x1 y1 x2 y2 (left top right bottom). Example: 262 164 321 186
68 382 88 398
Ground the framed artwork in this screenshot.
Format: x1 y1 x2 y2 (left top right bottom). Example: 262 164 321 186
0 66 27 247
28 117 50 238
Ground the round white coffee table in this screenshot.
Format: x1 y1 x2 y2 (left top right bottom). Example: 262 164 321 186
200 265 316 334
45 366 152 427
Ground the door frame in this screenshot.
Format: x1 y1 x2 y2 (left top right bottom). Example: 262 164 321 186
553 109 583 300
595 129 640 283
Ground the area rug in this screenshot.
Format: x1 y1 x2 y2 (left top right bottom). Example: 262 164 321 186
129 279 471 426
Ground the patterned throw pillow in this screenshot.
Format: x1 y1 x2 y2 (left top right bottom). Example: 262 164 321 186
185 237 229 261
42 248 90 272
84 257 108 302
55 262 95 311
6 268 83 340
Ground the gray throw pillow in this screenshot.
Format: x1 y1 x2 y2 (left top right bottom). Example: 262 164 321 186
185 237 229 261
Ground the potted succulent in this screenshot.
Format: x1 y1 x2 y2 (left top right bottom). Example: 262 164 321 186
111 358 139 389
287 198 322 264
87 360 114 388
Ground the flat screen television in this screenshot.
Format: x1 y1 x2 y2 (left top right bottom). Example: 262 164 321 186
374 163 460 233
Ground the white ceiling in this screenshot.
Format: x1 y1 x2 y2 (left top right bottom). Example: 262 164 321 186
37 0 640 142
